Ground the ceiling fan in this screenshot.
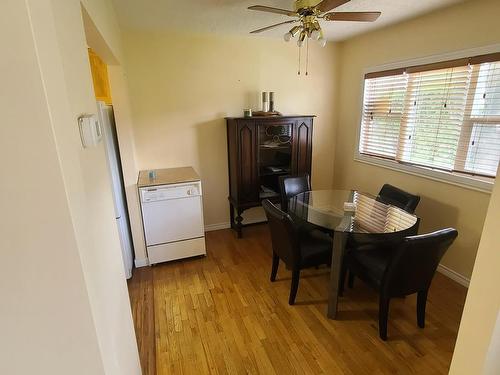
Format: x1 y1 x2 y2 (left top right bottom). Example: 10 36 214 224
248 0 381 47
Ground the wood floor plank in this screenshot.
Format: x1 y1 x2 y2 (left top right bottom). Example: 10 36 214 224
128 224 467 374
127 267 156 375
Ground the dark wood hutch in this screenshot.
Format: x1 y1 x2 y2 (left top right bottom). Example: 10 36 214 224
226 115 314 237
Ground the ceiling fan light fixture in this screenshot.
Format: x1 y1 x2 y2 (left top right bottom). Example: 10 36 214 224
290 25 302 37
248 1 381 73
297 30 307 47
311 29 321 41
285 25 302 42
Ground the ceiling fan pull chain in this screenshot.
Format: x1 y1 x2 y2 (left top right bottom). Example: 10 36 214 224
306 37 309 76
298 44 301 75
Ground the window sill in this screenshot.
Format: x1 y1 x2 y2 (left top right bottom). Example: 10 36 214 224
354 153 494 194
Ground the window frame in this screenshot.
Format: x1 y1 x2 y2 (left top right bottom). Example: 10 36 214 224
354 45 500 194
456 63 500 175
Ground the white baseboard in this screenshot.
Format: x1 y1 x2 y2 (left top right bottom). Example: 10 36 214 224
205 222 231 232
437 264 470 288
134 258 149 268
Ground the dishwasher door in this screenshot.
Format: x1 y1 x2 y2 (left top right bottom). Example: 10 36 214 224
140 182 204 246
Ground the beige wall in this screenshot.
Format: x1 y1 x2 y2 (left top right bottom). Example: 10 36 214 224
484 312 500 374
0 1 104 373
450 165 500 374
82 0 123 63
121 31 339 261
0 0 140 373
334 0 500 279
81 0 146 268
44 0 141 373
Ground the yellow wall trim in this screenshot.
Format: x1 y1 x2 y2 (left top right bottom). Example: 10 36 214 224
88 47 112 104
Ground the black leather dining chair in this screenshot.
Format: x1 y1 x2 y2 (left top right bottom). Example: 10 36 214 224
346 184 421 289
377 184 421 214
279 173 331 237
279 174 311 212
342 228 458 340
262 199 333 305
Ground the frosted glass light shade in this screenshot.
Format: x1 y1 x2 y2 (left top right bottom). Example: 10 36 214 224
311 30 321 40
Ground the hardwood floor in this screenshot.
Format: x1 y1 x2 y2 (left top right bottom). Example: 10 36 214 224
128 225 467 374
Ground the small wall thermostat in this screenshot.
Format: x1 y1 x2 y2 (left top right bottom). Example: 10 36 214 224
78 114 102 148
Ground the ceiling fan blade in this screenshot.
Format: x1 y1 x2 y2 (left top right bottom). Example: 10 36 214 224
315 0 350 13
248 5 297 17
324 11 381 22
250 20 297 34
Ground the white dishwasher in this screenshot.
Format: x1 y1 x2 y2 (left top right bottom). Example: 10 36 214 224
138 167 206 265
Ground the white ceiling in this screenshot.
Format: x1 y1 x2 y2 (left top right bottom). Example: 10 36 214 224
111 0 464 41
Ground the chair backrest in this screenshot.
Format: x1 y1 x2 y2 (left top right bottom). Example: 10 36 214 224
382 228 458 297
262 199 300 268
377 184 420 213
279 174 311 212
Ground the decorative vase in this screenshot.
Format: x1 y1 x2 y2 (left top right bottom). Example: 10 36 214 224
262 92 269 112
269 92 275 112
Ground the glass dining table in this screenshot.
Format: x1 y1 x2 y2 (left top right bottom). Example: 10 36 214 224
288 190 420 319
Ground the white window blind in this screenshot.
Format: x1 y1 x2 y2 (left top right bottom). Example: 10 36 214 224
360 73 407 158
359 54 500 179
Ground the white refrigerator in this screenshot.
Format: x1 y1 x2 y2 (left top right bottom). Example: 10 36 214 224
97 101 134 279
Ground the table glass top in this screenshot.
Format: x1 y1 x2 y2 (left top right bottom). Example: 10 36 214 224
288 190 418 234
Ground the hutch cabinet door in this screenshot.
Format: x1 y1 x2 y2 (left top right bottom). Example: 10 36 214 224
292 118 313 175
237 121 259 203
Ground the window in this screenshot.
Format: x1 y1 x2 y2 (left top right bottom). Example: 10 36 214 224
359 53 500 182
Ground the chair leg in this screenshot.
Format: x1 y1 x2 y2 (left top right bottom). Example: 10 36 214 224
348 270 355 288
417 289 428 328
289 269 300 305
379 296 390 341
270 253 279 282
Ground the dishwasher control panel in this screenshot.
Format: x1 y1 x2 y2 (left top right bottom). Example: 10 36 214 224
140 181 202 203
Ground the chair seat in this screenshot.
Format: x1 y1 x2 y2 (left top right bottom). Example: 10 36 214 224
299 229 333 269
296 220 320 234
344 228 458 340
347 246 392 286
